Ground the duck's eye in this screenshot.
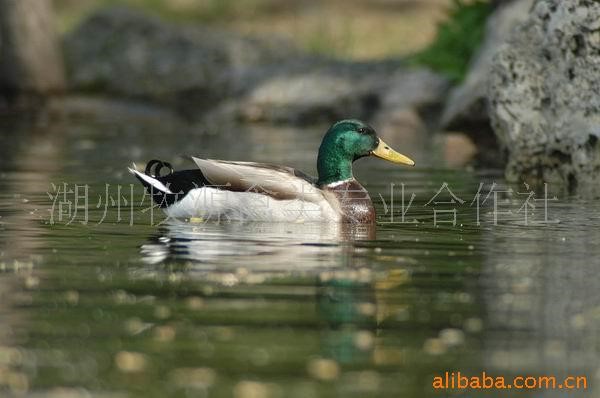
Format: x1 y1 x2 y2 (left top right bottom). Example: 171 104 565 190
357 127 367 134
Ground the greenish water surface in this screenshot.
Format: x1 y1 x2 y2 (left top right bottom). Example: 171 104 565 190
0 110 598 397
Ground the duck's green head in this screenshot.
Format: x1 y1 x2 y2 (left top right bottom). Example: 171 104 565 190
317 119 414 186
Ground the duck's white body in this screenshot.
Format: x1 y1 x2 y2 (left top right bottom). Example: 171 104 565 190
161 185 341 222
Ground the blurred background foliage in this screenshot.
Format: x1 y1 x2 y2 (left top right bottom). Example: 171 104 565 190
412 0 492 81
54 0 491 80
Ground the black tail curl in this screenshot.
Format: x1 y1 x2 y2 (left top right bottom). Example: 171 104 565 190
135 160 208 208
145 159 174 178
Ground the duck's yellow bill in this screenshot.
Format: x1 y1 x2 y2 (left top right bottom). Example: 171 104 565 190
371 138 415 166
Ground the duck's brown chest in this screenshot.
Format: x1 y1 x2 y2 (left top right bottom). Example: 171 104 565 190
326 180 375 223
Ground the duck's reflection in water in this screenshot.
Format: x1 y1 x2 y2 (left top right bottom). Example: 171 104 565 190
140 220 379 365
140 220 375 268
317 275 376 365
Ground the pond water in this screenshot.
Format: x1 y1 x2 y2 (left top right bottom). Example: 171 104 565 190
0 105 598 398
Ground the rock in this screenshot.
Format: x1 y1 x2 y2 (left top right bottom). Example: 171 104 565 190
441 133 478 167
440 0 534 146
376 108 427 146
488 0 600 194
232 64 449 130
374 68 449 137
0 0 65 94
233 60 402 125
64 7 298 113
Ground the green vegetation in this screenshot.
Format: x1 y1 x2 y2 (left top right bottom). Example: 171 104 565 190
412 0 493 82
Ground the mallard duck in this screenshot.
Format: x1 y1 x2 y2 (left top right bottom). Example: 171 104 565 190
129 119 414 223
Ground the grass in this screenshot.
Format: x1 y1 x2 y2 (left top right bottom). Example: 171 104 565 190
412 0 493 82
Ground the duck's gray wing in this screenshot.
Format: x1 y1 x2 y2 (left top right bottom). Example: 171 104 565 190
190 158 324 202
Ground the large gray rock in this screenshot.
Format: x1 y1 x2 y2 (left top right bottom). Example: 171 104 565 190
232 60 412 125
64 7 298 112
488 0 600 194
441 0 534 142
213 60 450 128
237 71 376 124
373 68 450 138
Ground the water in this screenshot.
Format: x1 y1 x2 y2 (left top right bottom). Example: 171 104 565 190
0 104 599 397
